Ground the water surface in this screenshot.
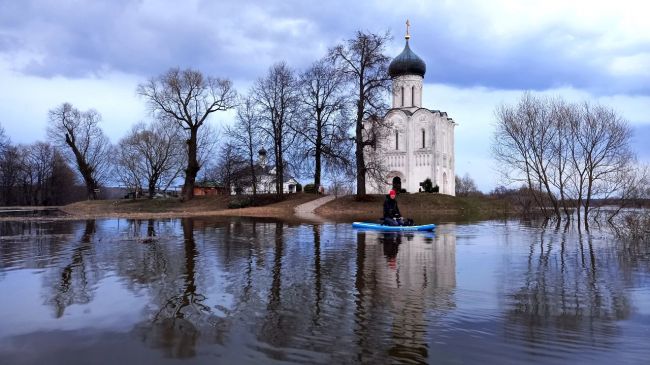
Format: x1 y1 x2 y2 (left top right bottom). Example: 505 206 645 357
0 218 648 364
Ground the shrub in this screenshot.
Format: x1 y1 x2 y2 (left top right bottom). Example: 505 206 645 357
304 184 317 194
228 197 252 209
420 178 434 193
432 185 439 193
296 183 303 193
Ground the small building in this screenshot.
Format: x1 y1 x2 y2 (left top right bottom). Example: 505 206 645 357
193 183 230 196
232 149 300 195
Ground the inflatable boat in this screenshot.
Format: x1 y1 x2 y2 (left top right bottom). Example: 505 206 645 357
352 222 436 232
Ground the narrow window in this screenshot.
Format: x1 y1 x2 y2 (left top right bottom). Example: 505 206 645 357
395 130 399 150
401 87 404 107
422 130 425 148
412 86 415 106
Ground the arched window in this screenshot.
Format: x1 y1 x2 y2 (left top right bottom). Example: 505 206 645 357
401 87 404 106
395 130 399 150
412 86 415 106
421 129 425 148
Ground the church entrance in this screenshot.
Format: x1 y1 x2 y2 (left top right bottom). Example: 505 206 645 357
392 176 402 192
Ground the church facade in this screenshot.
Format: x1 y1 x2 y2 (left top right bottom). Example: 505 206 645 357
366 27 456 195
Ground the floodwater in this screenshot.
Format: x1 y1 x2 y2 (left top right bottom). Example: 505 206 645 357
0 218 648 365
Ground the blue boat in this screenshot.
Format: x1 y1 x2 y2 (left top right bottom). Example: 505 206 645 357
352 222 436 232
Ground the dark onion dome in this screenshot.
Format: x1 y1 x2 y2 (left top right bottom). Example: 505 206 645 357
388 39 426 78
258 148 267 156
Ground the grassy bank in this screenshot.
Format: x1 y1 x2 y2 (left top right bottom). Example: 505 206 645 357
316 193 515 222
59 193 321 220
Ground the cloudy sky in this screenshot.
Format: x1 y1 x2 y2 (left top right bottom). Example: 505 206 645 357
1 0 649 191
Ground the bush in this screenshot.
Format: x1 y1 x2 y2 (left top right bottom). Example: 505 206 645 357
400 189 407 194
228 197 252 209
420 178 434 193
296 183 303 193
227 194 287 209
304 183 317 194
432 185 439 193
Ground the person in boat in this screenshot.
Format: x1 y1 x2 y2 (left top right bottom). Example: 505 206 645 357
383 189 405 226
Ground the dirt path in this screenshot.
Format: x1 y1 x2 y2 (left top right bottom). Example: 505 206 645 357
294 195 338 222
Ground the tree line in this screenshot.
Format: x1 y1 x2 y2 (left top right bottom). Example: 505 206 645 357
0 30 394 206
492 92 648 227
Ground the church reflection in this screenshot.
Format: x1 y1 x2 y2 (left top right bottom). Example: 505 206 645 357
354 225 457 364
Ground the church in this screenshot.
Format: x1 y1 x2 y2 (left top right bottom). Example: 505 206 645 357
366 23 456 196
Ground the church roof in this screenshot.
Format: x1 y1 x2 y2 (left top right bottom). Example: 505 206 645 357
385 107 456 124
388 39 426 78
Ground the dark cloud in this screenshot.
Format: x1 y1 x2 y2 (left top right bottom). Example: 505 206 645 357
1 0 649 95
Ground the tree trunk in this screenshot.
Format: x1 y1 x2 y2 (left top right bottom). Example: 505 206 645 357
315 125 322 187
275 140 284 197
182 128 199 201
66 135 98 200
249 154 257 196
148 179 156 199
355 99 366 196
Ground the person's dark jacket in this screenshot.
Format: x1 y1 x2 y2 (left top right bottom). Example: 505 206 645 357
383 196 401 219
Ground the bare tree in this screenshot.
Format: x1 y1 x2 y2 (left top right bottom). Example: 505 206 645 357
137 67 236 201
114 138 142 199
115 119 184 199
329 31 391 196
574 102 634 226
455 173 479 196
296 59 353 187
0 144 20 205
209 142 247 193
0 123 8 152
47 103 111 200
22 142 56 205
225 95 262 195
251 62 299 196
0 139 79 206
493 93 635 225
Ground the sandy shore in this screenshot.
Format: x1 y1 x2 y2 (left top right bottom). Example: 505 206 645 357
0 194 322 221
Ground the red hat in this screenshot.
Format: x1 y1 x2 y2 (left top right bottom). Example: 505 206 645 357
389 189 397 197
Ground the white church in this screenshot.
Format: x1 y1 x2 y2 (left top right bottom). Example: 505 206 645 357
366 23 456 196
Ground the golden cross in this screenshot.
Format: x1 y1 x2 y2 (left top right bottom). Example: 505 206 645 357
405 19 411 39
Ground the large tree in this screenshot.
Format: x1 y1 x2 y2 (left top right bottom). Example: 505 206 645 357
297 59 352 187
47 103 111 200
329 31 391 196
137 67 236 201
225 95 262 195
251 62 299 196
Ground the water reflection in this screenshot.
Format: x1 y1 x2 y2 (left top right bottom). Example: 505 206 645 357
0 219 648 364
502 225 632 356
46 220 97 318
353 229 456 364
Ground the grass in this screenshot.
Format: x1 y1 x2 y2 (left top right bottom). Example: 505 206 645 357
59 193 322 219
316 193 515 222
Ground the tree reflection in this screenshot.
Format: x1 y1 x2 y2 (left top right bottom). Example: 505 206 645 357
504 224 632 348
46 220 97 318
135 218 223 359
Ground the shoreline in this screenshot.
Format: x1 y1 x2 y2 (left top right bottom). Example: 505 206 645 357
0 193 518 223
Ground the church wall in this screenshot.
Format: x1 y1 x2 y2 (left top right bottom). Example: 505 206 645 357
392 75 423 108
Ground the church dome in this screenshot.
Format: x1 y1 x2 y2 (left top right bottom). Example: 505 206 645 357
388 39 426 78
